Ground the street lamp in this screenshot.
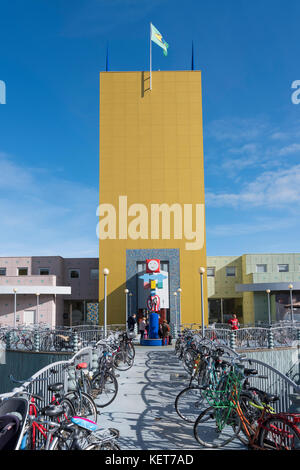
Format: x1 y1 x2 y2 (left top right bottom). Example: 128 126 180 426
13 288 17 328
198 267 206 337
129 292 133 319
266 289 271 325
173 292 178 337
124 289 129 327
103 268 110 337
288 284 294 323
36 293 40 325
177 288 182 337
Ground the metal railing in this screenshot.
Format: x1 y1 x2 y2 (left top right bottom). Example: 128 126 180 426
174 323 300 351
0 324 127 353
0 347 94 403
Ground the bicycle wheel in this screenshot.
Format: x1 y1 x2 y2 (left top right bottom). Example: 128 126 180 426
183 348 198 373
175 386 206 423
24 338 33 351
126 342 135 359
113 350 134 371
64 392 97 422
59 398 76 421
91 371 118 408
85 441 121 450
193 406 241 448
258 417 300 450
237 392 262 445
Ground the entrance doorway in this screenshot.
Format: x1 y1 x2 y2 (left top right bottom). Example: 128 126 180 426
24 310 35 325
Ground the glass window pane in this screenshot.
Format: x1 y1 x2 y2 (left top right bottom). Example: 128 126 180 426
39 268 50 275
90 269 99 280
0 268 6 276
256 264 267 273
70 269 80 279
207 267 215 277
18 268 28 276
226 266 236 277
278 264 289 272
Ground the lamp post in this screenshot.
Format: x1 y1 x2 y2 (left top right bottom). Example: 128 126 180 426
129 292 133 319
266 289 271 325
173 292 178 337
13 288 17 328
198 267 206 337
124 289 129 327
177 288 182 335
288 284 294 323
36 293 40 325
103 268 109 337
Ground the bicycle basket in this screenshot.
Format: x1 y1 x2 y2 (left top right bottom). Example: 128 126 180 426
126 332 136 340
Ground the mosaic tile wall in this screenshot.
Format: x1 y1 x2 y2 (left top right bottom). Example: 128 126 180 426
126 249 180 324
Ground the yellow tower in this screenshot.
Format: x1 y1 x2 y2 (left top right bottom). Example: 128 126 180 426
99 70 207 326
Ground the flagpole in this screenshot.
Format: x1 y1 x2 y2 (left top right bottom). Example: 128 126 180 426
150 22 152 90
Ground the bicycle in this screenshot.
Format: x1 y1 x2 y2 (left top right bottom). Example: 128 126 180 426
21 404 120 450
63 362 98 422
9 372 75 450
193 358 300 450
90 347 119 408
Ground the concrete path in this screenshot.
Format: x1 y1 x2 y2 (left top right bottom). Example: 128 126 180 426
97 345 247 451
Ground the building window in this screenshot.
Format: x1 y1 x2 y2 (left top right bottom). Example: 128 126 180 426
18 267 28 276
69 269 80 279
278 264 289 273
90 269 99 280
39 268 50 275
226 266 236 277
207 267 215 277
256 264 267 273
0 268 6 276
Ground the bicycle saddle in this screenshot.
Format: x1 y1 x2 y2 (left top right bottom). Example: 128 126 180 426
76 362 88 370
260 392 280 404
41 405 64 418
244 368 258 376
48 383 64 392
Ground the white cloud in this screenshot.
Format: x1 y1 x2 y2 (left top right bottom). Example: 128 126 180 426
0 152 98 257
278 143 300 156
206 164 300 209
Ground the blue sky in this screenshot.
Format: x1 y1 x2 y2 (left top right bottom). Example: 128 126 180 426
0 0 300 257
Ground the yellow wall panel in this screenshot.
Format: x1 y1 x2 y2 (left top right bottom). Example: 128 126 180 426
99 71 207 326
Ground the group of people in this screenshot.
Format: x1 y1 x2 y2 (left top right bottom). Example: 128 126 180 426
127 313 172 345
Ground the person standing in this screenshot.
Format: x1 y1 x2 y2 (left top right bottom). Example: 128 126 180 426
127 313 137 332
139 316 147 339
228 314 239 331
160 320 172 346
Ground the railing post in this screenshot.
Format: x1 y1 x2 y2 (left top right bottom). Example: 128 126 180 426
230 330 236 350
6 331 12 350
268 327 274 349
72 332 79 352
67 366 77 392
33 331 40 352
91 349 99 375
297 329 300 346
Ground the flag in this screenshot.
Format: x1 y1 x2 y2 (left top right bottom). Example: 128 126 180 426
106 42 109 71
151 23 169 56
191 41 194 70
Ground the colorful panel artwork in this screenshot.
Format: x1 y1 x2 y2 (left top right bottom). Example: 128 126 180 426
87 303 99 324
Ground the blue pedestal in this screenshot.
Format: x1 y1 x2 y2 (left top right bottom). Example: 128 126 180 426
140 338 162 346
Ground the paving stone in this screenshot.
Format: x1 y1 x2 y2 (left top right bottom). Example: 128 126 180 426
97 345 247 450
